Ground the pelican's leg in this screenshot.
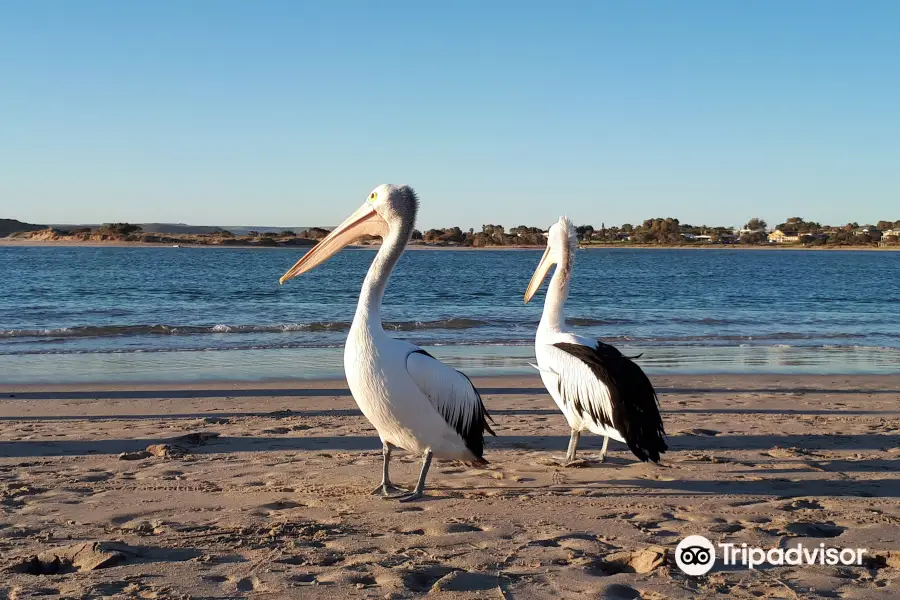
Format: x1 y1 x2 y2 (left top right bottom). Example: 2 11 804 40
371 442 408 496
598 436 609 463
396 449 433 503
562 429 589 467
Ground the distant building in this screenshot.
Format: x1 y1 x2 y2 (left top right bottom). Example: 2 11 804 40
768 230 800 243
854 228 882 241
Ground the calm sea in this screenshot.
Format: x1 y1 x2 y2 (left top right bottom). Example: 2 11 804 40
1 246 898 383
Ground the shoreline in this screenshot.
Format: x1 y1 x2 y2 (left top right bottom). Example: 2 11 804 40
4 343 900 387
4 371 900 396
1 238 896 251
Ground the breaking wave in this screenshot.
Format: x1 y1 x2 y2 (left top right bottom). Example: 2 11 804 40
0 318 493 339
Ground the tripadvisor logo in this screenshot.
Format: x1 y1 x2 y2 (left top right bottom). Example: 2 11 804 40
675 535 868 575
675 535 716 575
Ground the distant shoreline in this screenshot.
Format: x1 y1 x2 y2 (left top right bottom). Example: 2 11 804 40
1 238 897 251
0 239 544 251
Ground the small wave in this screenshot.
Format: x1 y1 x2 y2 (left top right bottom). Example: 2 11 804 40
383 318 490 331
0 318 494 339
0 337 537 356
670 317 753 325
567 317 634 326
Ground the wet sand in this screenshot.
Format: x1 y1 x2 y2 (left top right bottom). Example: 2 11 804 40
1 374 898 598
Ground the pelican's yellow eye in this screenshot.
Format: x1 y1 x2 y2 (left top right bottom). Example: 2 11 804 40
369 192 377 202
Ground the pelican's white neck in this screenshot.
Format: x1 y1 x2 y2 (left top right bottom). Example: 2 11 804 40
353 217 412 332
538 247 572 335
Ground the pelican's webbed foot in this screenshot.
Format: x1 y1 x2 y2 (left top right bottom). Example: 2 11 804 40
397 490 424 502
371 483 408 496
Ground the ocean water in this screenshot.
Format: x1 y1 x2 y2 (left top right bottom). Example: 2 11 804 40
1 246 899 383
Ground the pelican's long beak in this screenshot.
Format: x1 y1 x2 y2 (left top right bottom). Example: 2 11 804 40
280 203 383 284
524 245 554 304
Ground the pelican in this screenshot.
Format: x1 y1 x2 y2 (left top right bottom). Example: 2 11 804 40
279 184 495 501
524 217 667 466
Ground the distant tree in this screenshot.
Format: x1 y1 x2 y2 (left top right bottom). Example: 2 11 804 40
439 226 465 243
299 227 329 240
98 223 142 236
279 230 296 237
575 225 594 241
212 228 234 237
634 218 681 244
740 231 767 244
423 228 444 243
261 232 279 238
776 218 820 234
411 229 423 241
621 223 634 233
247 230 260 237
744 218 767 231
481 224 506 245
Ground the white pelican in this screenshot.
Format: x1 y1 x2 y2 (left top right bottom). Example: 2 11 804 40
524 217 667 466
279 184 495 501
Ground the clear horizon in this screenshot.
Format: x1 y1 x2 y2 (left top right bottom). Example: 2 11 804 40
3 215 897 233
1 1 898 229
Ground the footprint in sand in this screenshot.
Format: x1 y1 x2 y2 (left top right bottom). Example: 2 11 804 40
346 573 378 587
781 498 823 511
228 576 266 592
289 573 318 586
445 522 484 533
602 583 641 599
708 522 744 534
260 500 304 512
783 522 845 538
402 566 457 593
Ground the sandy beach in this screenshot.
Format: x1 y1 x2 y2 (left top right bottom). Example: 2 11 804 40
1 374 898 598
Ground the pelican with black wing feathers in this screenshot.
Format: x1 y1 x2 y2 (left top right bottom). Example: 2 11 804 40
280 185 495 501
524 217 667 466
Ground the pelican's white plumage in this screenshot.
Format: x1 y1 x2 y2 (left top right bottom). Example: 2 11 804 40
280 184 494 501
533 339 625 443
525 217 667 465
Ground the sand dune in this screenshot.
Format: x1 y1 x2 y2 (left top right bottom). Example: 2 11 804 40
1 374 898 598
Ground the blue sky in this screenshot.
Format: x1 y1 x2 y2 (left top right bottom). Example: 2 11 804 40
1 1 897 229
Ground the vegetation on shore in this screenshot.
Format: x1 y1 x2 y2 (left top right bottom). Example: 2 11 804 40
409 217 900 248
6 223 321 248
3 217 899 248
